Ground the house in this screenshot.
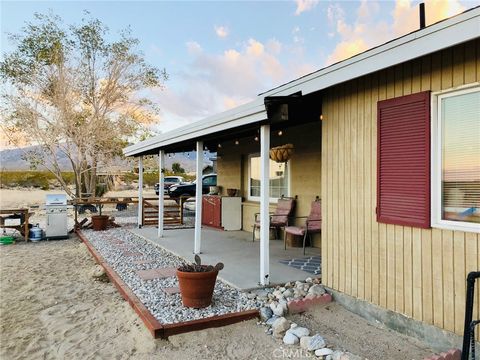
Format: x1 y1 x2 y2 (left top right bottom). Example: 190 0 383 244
124 8 480 348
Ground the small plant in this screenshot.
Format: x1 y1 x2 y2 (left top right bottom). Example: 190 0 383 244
178 254 224 273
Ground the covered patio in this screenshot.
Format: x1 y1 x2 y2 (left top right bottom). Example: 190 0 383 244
131 227 319 290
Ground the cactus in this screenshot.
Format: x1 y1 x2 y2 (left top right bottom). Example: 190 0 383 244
178 255 224 273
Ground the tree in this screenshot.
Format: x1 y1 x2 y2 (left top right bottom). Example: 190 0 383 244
0 12 167 198
171 162 185 174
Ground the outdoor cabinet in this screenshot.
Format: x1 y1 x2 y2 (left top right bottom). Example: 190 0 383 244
201 195 242 231
202 196 222 228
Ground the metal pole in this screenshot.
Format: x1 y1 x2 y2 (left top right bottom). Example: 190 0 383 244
138 156 143 228
158 150 165 237
194 141 203 254
260 125 270 285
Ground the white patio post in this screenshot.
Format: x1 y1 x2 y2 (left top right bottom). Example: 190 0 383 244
260 124 270 285
158 150 165 237
194 141 203 254
137 156 143 228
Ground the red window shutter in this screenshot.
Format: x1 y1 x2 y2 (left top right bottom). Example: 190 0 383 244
377 91 431 228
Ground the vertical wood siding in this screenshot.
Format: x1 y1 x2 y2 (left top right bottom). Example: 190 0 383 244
321 39 480 337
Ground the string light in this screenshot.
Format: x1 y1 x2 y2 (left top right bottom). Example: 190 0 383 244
235 140 239 145
217 143 222 148
320 114 324 120
278 130 283 136
254 136 259 142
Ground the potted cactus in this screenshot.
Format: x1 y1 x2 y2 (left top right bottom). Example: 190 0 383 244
176 255 224 308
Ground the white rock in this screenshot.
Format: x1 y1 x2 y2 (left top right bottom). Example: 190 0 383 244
283 331 299 345
315 348 334 357
295 281 304 288
289 326 310 338
326 356 333 360
272 317 290 337
300 336 312 349
290 322 298 329
285 281 294 288
305 277 313 283
283 289 294 298
308 284 326 296
307 334 326 351
272 304 284 317
247 292 257 299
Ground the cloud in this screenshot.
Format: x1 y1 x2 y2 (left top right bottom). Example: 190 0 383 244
325 0 467 65
294 0 319 15
214 25 229 38
149 38 315 132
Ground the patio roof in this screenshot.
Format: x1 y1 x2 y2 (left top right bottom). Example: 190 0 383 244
123 7 480 158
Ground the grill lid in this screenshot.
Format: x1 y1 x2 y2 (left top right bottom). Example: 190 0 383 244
46 194 67 206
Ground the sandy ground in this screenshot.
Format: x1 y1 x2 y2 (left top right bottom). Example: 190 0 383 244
0 188 156 209
0 188 438 359
0 238 438 360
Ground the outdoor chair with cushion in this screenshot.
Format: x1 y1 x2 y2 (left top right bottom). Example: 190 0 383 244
284 198 322 255
252 196 296 242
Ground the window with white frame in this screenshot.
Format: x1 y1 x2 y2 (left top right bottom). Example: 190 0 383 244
432 85 480 232
248 154 289 201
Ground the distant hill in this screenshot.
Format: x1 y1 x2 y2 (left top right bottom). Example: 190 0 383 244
0 146 213 172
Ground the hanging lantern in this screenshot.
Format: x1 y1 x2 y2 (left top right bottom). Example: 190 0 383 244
269 143 294 163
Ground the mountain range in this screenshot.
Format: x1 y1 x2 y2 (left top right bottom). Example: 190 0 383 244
0 146 214 172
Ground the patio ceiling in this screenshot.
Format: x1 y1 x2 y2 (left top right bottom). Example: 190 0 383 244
126 92 322 155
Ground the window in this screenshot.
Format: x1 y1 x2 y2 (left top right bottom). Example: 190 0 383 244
248 154 289 201
202 176 216 186
432 85 480 232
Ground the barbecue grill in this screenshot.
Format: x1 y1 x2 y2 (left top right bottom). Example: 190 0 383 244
45 194 69 240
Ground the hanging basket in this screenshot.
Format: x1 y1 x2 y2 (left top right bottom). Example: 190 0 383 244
269 144 294 163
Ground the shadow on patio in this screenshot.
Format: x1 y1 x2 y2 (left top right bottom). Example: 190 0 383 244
130 227 320 290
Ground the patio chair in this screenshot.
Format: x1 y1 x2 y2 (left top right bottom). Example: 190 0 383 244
252 196 296 242
284 198 321 255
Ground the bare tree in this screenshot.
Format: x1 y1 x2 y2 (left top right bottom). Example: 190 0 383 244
0 12 167 198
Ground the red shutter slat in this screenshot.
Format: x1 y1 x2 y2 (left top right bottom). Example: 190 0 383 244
377 91 431 228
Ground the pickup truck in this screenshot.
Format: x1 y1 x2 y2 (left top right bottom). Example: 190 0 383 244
168 174 217 200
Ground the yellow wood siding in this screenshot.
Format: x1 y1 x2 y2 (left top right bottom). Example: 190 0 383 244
321 39 480 337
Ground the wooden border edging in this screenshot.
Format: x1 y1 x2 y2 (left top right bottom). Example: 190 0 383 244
76 230 259 339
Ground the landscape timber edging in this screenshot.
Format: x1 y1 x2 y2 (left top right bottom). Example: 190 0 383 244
76 229 259 339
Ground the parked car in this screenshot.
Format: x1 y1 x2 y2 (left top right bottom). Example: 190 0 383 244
168 174 217 201
154 176 185 195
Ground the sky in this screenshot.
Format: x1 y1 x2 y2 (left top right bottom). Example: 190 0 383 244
1 0 478 148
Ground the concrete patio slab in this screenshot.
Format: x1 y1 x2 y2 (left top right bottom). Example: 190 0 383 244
131 227 320 290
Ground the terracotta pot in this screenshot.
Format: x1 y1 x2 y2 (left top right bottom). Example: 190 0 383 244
91 215 109 231
176 268 219 308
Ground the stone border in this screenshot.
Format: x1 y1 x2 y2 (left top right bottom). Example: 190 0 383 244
423 348 461 360
77 230 259 339
287 294 333 314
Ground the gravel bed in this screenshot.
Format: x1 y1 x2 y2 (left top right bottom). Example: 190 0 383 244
81 228 258 324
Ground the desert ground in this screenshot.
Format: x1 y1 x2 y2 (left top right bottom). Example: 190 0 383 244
0 188 437 359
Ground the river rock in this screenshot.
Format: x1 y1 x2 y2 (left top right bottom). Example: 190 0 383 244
272 317 290 337
266 315 279 326
300 336 312 349
90 265 108 282
271 303 284 317
283 331 299 345
315 348 334 357
306 334 326 351
259 307 273 321
289 326 310 338
308 284 326 296
283 288 294 298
